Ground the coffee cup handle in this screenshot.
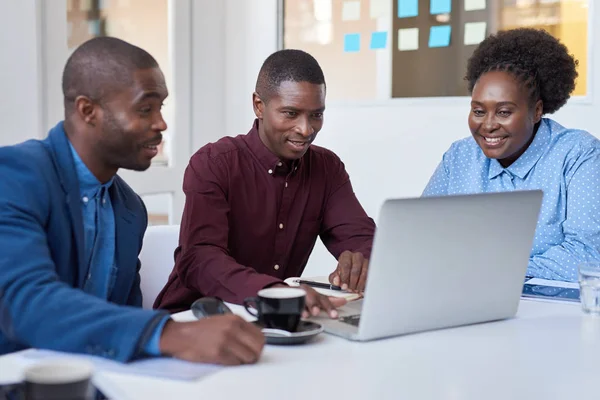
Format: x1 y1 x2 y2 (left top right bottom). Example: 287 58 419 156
243 297 260 317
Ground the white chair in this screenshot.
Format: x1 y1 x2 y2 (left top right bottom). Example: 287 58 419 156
139 224 180 309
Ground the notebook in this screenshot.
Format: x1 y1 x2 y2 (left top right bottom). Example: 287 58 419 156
521 277 580 303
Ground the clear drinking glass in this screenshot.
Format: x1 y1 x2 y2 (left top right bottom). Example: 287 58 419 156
579 262 600 315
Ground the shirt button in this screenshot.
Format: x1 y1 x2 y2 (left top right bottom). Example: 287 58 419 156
82 196 89 204
274 264 280 271
285 182 288 188
268 169 273 174
294 167 298 171
102 198 106 205
279 223 284 229
277 162 282 167
87 273 91 279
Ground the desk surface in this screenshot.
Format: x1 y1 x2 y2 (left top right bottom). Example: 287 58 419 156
2 299 600 400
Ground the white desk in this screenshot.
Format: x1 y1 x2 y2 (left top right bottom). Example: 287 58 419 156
2 299 600 400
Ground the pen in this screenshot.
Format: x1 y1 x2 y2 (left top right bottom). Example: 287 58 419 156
295 279 342 291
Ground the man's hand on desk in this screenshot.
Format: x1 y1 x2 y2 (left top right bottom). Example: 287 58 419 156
272 283 347 319
329 250 368 293
159 315 265 366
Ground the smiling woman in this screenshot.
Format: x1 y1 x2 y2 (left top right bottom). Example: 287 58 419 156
464 28 577 168
468 70 543 168
422 28 600 283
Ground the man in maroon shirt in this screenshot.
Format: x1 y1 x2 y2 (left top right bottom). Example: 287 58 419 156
154 50 375 317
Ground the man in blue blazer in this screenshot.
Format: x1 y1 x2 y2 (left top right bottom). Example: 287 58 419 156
0 37 264 365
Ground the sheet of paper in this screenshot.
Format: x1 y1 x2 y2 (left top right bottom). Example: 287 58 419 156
370 31 388 49
342 0 361 21
343 33 361 52
525 278 580 289
19 349 222 381
430 0 451 14
464 0 486 11
464 21 487 46
398 27 419 51
428 25 451 48
398 0 418 18
370 0 389 18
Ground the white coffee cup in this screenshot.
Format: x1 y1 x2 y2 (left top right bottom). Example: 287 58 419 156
24 359 94 400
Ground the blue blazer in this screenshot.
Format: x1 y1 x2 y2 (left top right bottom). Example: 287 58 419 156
0 122 167 362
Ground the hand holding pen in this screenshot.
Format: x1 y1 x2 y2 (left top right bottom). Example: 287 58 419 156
294 279 343 291
328 250 369 292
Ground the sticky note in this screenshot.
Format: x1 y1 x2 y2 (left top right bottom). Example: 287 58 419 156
370 0 389 18
370 31 388 49
80 0 92 11
428 25 451 47
398 0 418 18
465 0 486 11
88 20 101 36
398 28 419 51
430 0 451 14
464 22 487 45
103 18 115 35
344 33 361 52
342 1 361 21
314 0 333 21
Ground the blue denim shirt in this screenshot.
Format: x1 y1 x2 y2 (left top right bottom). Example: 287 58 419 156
69 142 167 355
423 118 600 282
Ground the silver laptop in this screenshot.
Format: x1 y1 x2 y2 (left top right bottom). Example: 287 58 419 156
310 190 543 341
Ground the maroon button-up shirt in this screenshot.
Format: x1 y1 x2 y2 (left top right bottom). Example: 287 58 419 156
154 120 375 312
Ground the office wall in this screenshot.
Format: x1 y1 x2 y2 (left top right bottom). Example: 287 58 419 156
196 0 600 277
0 1 43 147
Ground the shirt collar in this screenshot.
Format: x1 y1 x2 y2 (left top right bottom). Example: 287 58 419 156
243 119 302 176
68 141 114 197
488 119 551 180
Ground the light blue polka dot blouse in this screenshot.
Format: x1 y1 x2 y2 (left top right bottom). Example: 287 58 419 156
423 118 600 282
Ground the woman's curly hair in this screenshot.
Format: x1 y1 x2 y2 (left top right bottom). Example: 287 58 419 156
465 28 578 115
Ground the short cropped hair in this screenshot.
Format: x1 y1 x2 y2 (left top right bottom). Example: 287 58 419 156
62 36 158 114
255 49 326 102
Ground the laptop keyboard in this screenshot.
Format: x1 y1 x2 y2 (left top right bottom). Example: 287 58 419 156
340 314 361 327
